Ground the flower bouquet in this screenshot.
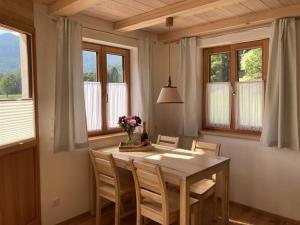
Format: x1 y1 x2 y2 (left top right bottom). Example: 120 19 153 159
118 115 153 152
118 115 142 145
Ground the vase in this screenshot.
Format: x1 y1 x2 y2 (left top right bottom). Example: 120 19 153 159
126 131 133 145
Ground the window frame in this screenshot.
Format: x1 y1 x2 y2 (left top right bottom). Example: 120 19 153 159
202 39 269 135
82 42 131 137
0 20 37 149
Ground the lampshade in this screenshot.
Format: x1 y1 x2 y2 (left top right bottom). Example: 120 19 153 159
156 17 184 104
157 86 183 104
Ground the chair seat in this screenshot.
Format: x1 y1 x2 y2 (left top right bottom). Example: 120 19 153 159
190 179 216 197
141 190 198 224
98 174 135 201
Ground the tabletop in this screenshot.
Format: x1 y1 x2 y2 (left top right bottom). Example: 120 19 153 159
93 144 230 181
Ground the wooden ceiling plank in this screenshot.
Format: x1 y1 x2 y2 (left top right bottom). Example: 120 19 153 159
49 0 99 16
158 3 300 42
260 0 283 9
114 0 242 31
240 0 269 11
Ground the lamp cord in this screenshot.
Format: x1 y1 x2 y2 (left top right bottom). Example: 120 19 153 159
168 25 171 87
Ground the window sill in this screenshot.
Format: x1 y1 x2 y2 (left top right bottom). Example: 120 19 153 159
200 130 260 141
88 132 127 143
88 132 139 148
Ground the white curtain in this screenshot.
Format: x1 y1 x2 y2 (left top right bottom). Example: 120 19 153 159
206 82 231 128
84 82 102 131
179 37 201 136
137 37 154 136
236 81 264 131
54 17 88 152
261 18 300 149
107 83 128 128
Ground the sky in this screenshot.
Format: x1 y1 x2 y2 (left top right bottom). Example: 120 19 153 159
0 27 19 36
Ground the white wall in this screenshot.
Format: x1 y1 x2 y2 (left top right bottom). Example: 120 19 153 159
153 24 300 221
34 4 151 225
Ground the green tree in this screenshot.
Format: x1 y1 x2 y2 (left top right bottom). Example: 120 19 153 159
210 54 229 82
0 74 17 97
83 72 97 81
239 48 262 81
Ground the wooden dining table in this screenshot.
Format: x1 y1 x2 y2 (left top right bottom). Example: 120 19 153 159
93 144 230 225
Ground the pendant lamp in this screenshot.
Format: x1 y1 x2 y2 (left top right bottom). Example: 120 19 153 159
156 17 183 104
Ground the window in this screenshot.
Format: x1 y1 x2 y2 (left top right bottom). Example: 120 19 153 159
82 42 130 136
0 26 35 146
203 40 269 134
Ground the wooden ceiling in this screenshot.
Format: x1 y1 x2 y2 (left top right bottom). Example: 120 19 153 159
43 0 300 41
81 0 300 33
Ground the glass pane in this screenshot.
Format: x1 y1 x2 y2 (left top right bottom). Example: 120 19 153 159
236 81 264 131
107 83 128 128
107 54 124 83
0 27 30 100
238 48 262 81
209 53 230 82
206 82 231 127
0 27 35 146
84 82 102 131
82 50 101 131
83 50 97 81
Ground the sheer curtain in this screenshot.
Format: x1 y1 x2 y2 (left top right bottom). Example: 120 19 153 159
261 18 300 149
107 83 128 128
84 82 102 131
54 17 88 152
179 37 201 136
236 81 264 131
206 82 231 127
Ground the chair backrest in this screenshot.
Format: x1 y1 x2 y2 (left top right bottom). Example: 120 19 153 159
156 135 179 148
130 160 169 224
89 150 120 198
191 140 221 156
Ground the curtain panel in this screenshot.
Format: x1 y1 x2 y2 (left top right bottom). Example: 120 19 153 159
261 18 300 149
137 37 154 136
54 17 88 152
179 37 201 136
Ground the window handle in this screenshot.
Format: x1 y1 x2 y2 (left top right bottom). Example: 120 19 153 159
106 93 108 103
230 83 236 96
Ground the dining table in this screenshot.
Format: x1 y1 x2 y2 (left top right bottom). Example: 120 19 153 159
92 143 230 225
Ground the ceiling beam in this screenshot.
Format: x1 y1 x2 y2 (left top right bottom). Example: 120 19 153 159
114 0 241 32
158 4 300 42
49 0 98 16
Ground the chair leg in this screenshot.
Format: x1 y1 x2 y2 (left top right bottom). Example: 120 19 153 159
191 204 199 225
198 198 204 225
96 196 101 225
115 201 121 225
213 192 218 221
136 207 142 225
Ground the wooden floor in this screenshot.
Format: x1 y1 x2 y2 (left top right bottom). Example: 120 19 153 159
66 198 300 225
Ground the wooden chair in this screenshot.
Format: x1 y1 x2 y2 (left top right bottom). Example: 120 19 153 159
156 135 179 148
130 160 199 225
89 150 135 225
190 140 221 225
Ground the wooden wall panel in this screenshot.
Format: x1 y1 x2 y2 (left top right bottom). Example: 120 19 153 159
0 0 34 31
0 147 38 225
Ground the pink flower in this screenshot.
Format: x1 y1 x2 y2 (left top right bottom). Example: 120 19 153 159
128 119 137 127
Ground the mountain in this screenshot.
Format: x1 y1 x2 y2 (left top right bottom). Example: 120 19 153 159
0 33 20 74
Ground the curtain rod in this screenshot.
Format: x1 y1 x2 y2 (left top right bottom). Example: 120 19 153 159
50 18 140 41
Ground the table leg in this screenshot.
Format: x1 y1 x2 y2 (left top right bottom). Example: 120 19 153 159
221 162 230 225
180 179 190 225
